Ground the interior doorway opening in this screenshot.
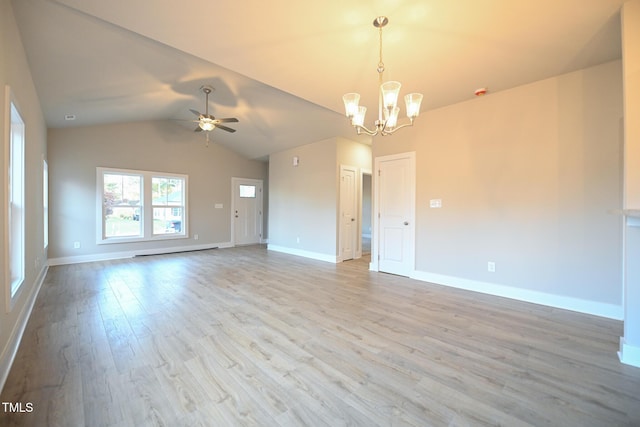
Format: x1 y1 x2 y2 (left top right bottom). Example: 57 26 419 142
361 171 372 256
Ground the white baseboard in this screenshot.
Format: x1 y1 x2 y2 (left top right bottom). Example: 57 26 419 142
48 242 232 266
267 244 338 263
48 251 133 266
619 338 640 368
411 270 623 320
0 264 48 392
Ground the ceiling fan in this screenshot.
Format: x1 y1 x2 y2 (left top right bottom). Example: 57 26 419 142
189 85 238 145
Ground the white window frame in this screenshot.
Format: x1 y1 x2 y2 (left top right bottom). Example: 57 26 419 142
151 175 186 237
96 167 188 244
4 86 26 311
43 158 49 249
99 169 144 241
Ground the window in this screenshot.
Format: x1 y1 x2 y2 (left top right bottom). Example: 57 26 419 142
103 172 142 238
239 184 256 198
97 168 187 243
7 90 25 302
43 159 49 248
152 176 185 235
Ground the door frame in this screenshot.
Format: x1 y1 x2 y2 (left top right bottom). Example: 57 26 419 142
230 177 264 246
372 152 416 273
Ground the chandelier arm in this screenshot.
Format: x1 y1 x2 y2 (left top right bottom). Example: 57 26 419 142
380 119 415 136
354 123 379 136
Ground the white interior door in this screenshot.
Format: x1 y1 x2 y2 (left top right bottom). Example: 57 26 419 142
339 166 357 261
375 152 415 276
232 178 263 245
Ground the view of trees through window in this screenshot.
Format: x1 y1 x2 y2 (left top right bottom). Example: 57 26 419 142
101 169 187 241
103 173 142 238
152 177 184 235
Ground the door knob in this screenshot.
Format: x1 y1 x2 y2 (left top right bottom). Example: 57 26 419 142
404 221 409 226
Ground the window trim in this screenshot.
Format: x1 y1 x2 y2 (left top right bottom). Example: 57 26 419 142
100 169 144 240
4 85 26 311
96 167 188 244
151 175 186 237
43 158 49 249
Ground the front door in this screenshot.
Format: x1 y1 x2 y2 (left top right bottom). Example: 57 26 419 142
232 178 263 245
375 152 415 276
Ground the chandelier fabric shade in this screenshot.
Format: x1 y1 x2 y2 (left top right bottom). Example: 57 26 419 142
342 17 423 137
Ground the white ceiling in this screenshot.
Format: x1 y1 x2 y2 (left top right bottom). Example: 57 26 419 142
12 0 625 160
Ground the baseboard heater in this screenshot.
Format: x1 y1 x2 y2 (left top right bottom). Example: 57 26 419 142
134 247 219 257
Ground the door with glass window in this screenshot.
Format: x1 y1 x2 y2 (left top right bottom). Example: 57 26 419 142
232 178 263 245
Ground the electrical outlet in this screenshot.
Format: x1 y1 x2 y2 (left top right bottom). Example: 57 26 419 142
487 261 495 272
73 241 81 249
194 234 199 240
296 237 300 244
430 199 442 208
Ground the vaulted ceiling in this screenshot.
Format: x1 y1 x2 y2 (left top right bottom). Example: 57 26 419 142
12 0 625 160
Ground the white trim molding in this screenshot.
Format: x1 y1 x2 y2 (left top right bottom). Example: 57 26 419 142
0 265 48 392
411 270 623 320
619 338 640 368
48 242 232 266
267 244 338 263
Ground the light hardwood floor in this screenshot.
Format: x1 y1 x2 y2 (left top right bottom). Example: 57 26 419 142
1 245 639 426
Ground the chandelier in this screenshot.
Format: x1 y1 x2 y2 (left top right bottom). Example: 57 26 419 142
342 16 423 137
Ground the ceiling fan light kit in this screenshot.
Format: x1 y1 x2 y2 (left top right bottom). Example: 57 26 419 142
190 85 239 146
343 16 423 137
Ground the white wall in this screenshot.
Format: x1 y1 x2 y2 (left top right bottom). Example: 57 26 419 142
0 0 48 390
47 120 268 263
373 60 624 318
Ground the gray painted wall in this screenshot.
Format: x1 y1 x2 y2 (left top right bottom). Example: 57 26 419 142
268 138 338 257
47 120 267 262
1 0 48 388
374 60 623 309
268 137 372 259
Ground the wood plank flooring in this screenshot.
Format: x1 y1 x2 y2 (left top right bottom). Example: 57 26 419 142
1 245 639 426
